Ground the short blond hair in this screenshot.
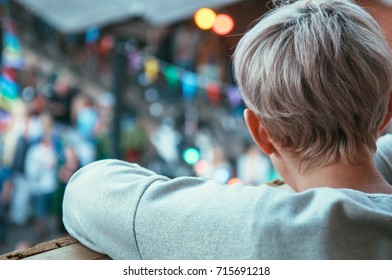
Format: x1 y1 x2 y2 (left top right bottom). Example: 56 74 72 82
234 0 392 168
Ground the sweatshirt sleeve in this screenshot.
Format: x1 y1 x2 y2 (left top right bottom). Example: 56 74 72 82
62 158 286 260
62 159 170 259
63 156 392 260
62 158 282 260
375 134 392 185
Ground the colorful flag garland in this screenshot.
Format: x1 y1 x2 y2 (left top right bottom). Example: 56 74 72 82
129 50 244 110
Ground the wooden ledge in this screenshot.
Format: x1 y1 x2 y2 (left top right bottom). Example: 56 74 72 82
266 179 285 187
0 236 111 260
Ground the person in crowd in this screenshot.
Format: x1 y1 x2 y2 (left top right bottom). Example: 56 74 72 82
236 143 277 185
71 93 98 166
46 73 78 127
195 144 233 183
25 112 61 238
121 117 149 164
0 167 11 245
5 100 32 226
52 146 80 232
196 33 226 81
63 0 392 259
172 23 200 71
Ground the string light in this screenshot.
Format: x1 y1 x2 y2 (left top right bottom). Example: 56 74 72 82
212 14 234 35
183 148 201 165
194 8 216 30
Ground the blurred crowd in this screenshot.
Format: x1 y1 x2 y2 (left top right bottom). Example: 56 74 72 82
0 60 280 253
0 66 108 249
0 13 282 254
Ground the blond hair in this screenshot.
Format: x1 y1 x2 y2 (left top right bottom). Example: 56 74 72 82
233 0 392 168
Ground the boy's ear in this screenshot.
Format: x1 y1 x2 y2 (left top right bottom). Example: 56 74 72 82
379 93 392 133
244 109 275 155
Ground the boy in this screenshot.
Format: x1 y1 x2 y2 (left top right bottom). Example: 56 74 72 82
63 0 392 259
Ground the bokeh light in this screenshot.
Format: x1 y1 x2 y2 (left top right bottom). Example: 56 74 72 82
227 177 243 186
212 14 234 35
194 8 216 30
183 148 201 165
213 168 231 183
149 102 164 117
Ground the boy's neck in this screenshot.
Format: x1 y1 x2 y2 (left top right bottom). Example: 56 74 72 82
284 158 392 194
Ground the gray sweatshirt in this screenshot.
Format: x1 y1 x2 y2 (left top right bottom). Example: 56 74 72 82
63 134 392 259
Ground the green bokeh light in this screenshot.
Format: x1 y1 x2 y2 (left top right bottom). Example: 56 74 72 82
183 148 200 165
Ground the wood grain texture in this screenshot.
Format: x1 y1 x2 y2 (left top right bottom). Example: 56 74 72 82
0 236 111 260
24 243 111 260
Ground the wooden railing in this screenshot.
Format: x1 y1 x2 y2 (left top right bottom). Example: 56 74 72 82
0 236 111 260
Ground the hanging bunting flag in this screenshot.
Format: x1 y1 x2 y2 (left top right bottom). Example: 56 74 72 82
98 35 113 55
144 56 159 83
3 30 23 69
206 81 221 105
0 73 19 100
126 51 241 110
85 27 100 44
227 86 243 108
128 50 143 72
182 71 198 99
164 65 180 88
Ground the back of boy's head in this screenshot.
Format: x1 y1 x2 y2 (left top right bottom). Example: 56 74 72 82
234 0 392 168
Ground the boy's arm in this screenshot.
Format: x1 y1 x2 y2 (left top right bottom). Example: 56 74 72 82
62 159 290 259
62 159 170 259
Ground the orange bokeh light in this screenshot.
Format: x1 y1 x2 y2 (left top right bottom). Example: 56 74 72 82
212 14 234 35
227 177 243 186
